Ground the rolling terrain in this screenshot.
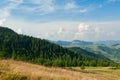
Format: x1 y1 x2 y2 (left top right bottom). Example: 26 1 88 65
79 44 120 63
55 40 120 63
0 26 119 80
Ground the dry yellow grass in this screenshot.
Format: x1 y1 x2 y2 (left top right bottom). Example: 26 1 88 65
0 59 120 80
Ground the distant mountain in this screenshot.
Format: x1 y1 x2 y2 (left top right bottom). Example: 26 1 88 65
54 40 93 46
54 40 120 46
95 41 120 45
80 44 120 63
53 40 71 46
69 47 108 60
54 40 120 63
0 26 115 67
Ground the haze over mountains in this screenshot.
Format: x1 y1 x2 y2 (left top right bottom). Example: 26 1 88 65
54 40 120 46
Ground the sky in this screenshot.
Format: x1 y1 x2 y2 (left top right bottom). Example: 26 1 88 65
0 0 120 41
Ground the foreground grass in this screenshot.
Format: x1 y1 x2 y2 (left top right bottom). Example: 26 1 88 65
0 59 120 80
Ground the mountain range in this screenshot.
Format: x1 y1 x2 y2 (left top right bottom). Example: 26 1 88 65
0 26 116 67
54 40 120 63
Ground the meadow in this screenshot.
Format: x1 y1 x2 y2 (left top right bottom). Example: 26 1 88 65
0 59 120 80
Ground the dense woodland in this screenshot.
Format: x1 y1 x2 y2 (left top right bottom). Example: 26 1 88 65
0 27 118 67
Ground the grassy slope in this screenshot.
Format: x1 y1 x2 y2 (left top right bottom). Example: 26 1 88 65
56 40 120 63
0 59 120 80
83 44 120 63
68 44 120 63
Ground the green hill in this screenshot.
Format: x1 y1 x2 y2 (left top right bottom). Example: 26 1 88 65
55 40 120 63
0 26 116 67
81 44 120 63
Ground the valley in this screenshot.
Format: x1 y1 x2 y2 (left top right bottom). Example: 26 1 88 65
55 40 120 63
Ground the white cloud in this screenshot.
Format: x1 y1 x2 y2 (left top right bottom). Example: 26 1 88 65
20 0 55 15
74 21 120 41
0 19 6 25
3 17 78 41
79 9 88 13
0 9 10 18
78 23 89 31
64 2 89 14
16 28 22 34
94 27 104 38
94 27 116 38
0 0 23 25
65 2 77 10
3 16 120 41
6 0 23 10
0 9 10 25
0 0 55 25
74 23 90 38
107 31 115 36
57 27 66 34
94 27 103 33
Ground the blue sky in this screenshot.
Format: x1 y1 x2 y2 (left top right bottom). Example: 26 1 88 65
0 0 120 41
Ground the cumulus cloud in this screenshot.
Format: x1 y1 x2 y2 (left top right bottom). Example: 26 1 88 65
3 16 120 41
78 23 89 31
16 28 22 34
74 23 90 38
73 22 119 41
44 27 74 41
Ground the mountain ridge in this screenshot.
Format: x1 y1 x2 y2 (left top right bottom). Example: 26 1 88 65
0 26 116 67
54 40 120 46
54 40 120 63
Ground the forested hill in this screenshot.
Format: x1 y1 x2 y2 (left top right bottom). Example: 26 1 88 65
0 26 116 67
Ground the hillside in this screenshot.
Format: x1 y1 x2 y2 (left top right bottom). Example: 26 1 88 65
80 44 120 63
0 59 120 80
54 40 120 63
0 26 115 67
